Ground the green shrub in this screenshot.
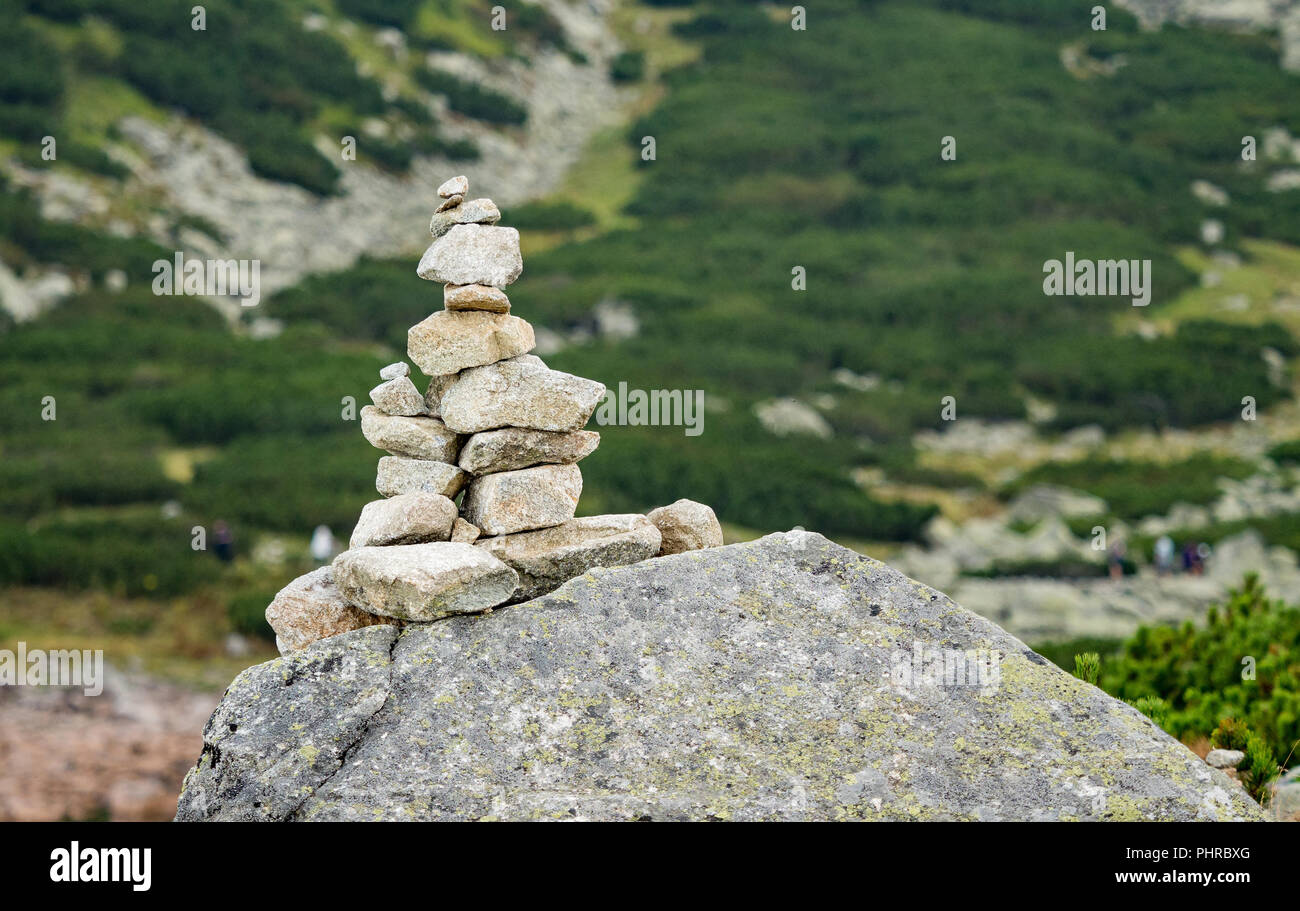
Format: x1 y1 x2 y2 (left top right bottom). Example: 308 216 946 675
963 556 1116 579
1093 575 1300 766
0 516 222 598
1073 652 1101 685
1210 717 1251 752
226 590 277 641
610 51 646 83
1131 695 1171 729
1268 440 1300 465
414 68 527 125
1009 454 1254 521
1239 732 1280 803
508 200 597 232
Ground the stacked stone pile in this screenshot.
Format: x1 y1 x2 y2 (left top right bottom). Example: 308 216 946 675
267 177 723 653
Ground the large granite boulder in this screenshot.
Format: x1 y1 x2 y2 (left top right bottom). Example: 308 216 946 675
176 532 1265 822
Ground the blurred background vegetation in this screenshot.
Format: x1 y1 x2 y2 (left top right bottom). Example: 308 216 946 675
0 0 1298 810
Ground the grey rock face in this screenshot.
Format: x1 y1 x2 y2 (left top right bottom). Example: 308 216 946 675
177 533 1265 821
436 194 464 212
349 493 458 548
475 513 661 601
647 498 723 555
175 624 400 821
439 355 606 434
429 199 502 240
407 310 535 376
378 362 409 381
444 283 510 313
416 224 521 287
462 463 582 535
331 543 518 622
360 406 461 462
264 567 396 654
458 427 599 474
375 456 467 499
368 375 427 416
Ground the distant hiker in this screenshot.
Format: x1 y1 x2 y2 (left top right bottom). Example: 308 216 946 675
213 521 235 563
1182 541 1197 575
1154 535 1174 577
1108 540 1126 580
1195 541 1211 576
310 525 336 564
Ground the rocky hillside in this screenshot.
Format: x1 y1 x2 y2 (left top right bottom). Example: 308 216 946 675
175 532 1263 822
1 0 625 320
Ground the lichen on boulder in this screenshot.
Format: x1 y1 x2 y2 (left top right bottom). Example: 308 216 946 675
177 532 1264 822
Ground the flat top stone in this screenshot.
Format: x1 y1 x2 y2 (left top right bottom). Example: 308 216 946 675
375 456 467 499
407 310 535 377
331 542 518 622
178 532 1266 822
264 566 394 654
429 199 502 239
439 355 606 434
438 175 468 198
361 406 461 462
349 492 458 548
416 224 522 288
458 427 599 474
462 463 582 535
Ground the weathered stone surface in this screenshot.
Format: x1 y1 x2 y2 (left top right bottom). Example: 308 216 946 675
423 373 457 418
407 310 534 376
416 224 521 287
444 283 510 313
379 362 409 381
458 427 599 474
429 199 501 239
361 406 461 461
462 464 582 535
439 355 605 434
264 567 395 654
175 624 400 821
331 543 518 621
437 175 468 198
369 375 427 416
647 498 723 555
375 456 467 499
436 194 463 212
178 533 1266 821
1205 749 1245 770
450 518 481 544
475 514 660 601
349 493 458 547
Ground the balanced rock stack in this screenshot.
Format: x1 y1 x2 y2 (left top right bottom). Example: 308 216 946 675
266 177 724 653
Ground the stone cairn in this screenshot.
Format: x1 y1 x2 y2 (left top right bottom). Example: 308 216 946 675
266 176 724 654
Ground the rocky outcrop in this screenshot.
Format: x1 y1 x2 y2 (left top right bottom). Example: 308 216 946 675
177 532 1264 822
